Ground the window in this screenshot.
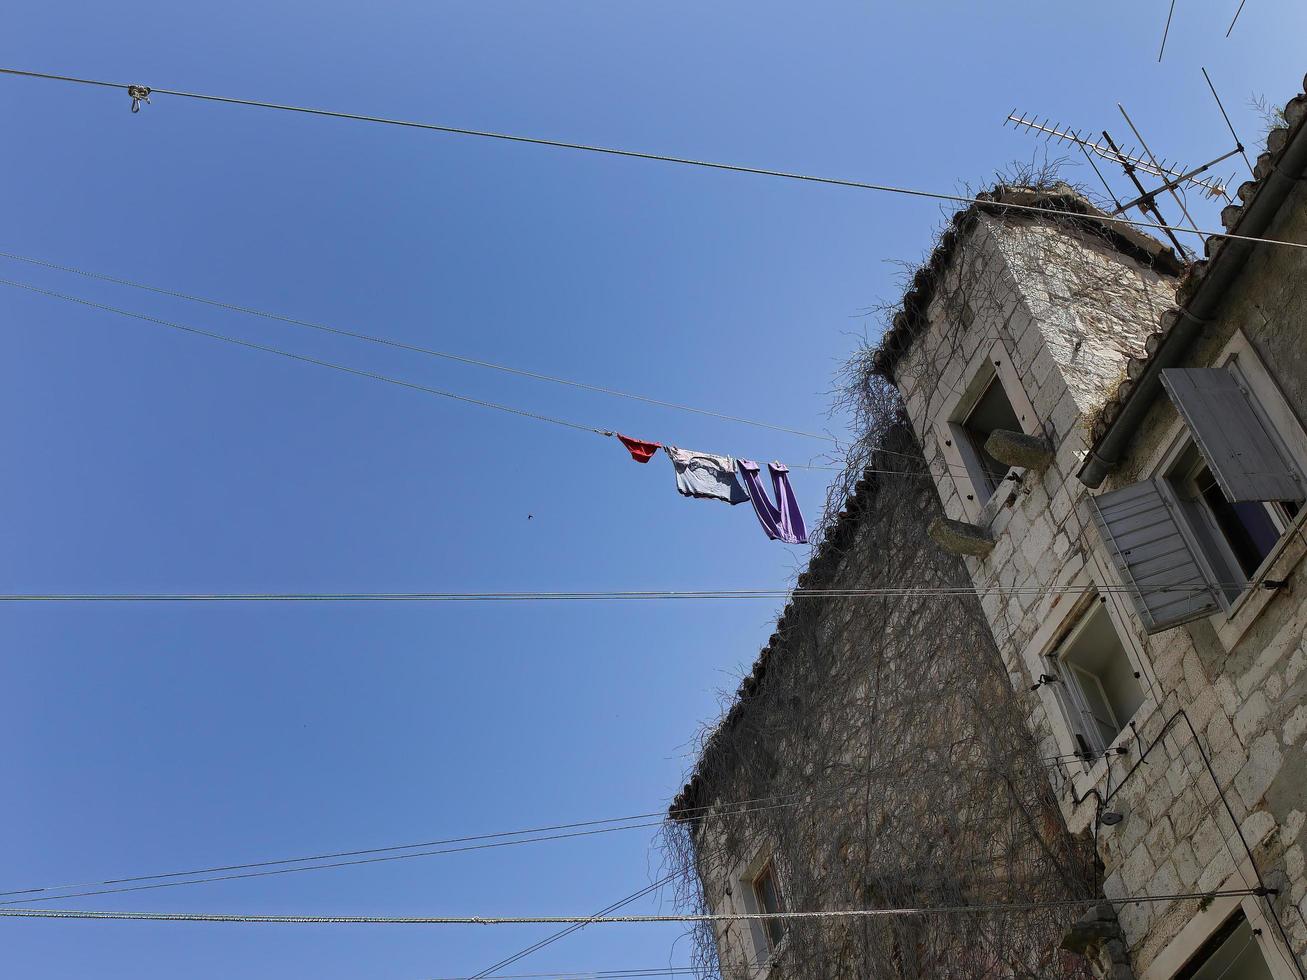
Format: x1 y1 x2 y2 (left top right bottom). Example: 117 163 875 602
1092 354 1307 634
1173 909 1274 980
1048 604 1144 755
1165 442 1301 602
751 860 786 953
935 342 1039 522
962 374 1025 501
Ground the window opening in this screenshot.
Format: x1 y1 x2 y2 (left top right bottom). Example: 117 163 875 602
1173 909 1274 980
1050 604 1144 754
751 860 786 952
962 375 1023 499
1167 443 1302 599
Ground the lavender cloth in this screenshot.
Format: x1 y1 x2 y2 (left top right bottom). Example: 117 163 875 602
736 460 808 544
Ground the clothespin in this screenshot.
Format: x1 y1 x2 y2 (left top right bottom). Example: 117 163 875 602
128 85 152 113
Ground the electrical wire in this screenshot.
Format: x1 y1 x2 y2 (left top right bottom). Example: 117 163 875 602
466 877 675 980
0 797 806 908
0 278 606 436
0 887 1267 925
429 971 697 980
0 250 835 444
0 584 1238 602
0 277 845 472
1 68 1303 252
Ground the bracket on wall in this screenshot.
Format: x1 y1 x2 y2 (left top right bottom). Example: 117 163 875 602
928 517 995 558
985 429 1054 472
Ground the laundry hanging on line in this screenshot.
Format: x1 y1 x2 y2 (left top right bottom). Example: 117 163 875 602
736 460 808 544
610 433 809 543
665 446 750 505
617 433 662 463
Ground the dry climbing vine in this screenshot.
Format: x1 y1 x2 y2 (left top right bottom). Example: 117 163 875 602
662 167 1185 979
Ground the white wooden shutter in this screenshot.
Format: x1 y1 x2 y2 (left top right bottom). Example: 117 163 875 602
1160 368 1302 502
1090 480 1220 633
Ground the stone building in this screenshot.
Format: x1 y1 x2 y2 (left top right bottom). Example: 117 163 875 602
671 76 1307 980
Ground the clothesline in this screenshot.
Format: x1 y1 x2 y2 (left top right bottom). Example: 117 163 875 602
616 436 809 544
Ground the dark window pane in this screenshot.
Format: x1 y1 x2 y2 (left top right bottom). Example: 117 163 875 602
753 863 786 950
1198 467 1281 576
964 376 1024 496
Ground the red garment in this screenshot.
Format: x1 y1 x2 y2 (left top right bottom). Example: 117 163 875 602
617 433 662 463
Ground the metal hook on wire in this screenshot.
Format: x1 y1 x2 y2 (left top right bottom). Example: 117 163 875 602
127 84 151 113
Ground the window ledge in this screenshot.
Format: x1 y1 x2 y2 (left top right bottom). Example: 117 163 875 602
1212 505 1307 653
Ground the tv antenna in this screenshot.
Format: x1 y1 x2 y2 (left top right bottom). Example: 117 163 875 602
1006 71 1252 261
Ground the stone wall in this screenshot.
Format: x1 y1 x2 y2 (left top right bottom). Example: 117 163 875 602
893 196 1307 977
672 421 1098 979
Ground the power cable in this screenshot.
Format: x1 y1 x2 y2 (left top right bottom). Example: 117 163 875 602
0 278 605 436
0 887 1268 925
0 250 835 444
0 277 843 471
466 877 674 980
0 584 1241 602
429 971 697 980
0 797 804 908
1 68 1303 252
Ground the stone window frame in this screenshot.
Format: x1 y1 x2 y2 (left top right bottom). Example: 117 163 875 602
1020 563 1156 784
1137 329 1307 651
725 843 790 978
932 338 1042 525
1140 866 1295 979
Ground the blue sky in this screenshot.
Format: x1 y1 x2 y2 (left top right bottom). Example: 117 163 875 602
1 2 1304 977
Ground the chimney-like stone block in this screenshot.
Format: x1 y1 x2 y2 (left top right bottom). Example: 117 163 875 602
984 428 1054 472
928 517 994 557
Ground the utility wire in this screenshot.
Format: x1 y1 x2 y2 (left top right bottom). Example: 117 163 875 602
430 970 697 980
0 278 606 436
0 888 1268 925
466 877 675 980
0 250 835 444
0 277 843 472
1 68 1303 253
0 797 804 908
0 585 1238 602
431 971 697 980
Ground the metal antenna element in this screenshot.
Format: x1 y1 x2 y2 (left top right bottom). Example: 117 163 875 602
1201 67 1256 178
1006 112 1232 201
1226 0 1249 36
1159 0 1178 62
1117 103 1208 250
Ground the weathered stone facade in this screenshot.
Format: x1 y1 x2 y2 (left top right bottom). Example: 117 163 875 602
670 422 1100 979
674 79 1307 980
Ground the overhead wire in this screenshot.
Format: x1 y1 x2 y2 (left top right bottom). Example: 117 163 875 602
0 796 807 908
429 970 697 980
0 277 845 472
0 887 1269 925
465 877 675 980
0 584 1241 602
0 249 835 444
0 254 987 479
1 68 1303 252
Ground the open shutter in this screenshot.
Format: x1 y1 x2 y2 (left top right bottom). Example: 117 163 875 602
1160 368 1302 502
1090 480 1220 633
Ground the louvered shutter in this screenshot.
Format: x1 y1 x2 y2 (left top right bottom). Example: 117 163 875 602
1160 368 1302 502
1090 480 1219 633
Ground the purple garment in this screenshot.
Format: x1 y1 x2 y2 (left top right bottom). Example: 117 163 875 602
736 460 808 544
